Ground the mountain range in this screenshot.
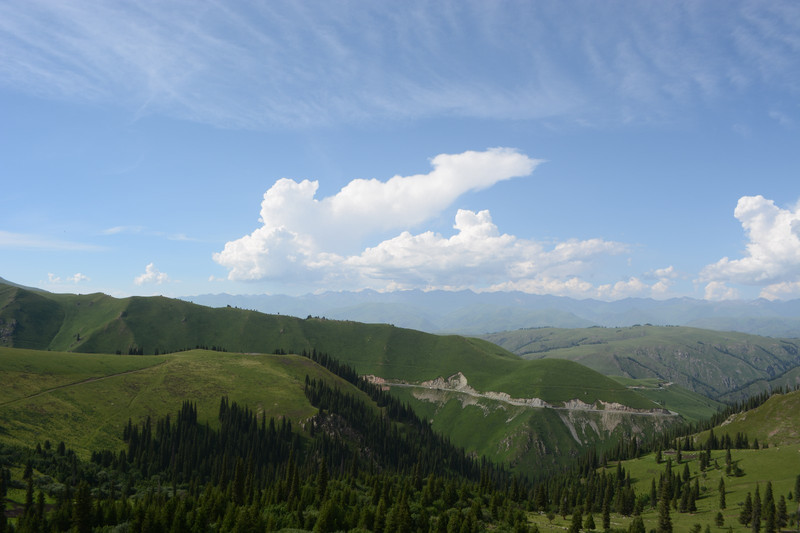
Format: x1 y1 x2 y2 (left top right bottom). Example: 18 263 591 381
184 289 800 337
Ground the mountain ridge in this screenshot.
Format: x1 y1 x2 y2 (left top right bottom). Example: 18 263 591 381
183 288 800 337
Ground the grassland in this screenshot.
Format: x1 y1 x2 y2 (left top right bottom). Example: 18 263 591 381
526 446 800 532
0 346 367 457
0 284 659 409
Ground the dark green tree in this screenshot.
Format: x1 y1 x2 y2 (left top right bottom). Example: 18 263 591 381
739 492 753 526
776 495 788 529
73 481 93 533
752 485 761 533
719 478 726 509
657 486 672 533
629 515 646 533
569 507 582 533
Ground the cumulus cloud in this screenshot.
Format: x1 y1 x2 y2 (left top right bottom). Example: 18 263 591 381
213 148 642 296
214 148 541 280
47 272 90 284
704 281 740 301
134 263 169 285
760 281 800 301
700 195 800 299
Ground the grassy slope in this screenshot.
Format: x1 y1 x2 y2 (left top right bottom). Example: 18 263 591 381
0 285 656 408
696 389 800 448
483 325 800 399
0 347 367 456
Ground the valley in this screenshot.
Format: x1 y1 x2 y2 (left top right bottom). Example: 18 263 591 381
2 278 800 532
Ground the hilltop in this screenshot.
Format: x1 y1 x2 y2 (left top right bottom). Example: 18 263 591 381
0 347 363 455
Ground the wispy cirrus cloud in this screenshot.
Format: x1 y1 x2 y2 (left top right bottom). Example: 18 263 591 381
0 230 102 251
2 2 799 129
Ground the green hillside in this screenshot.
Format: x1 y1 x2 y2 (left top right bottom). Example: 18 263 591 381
0 283 655 408
0 346 365 456
526 389 800 532
0 282 693 475
696 389 800 449
483 325 800 399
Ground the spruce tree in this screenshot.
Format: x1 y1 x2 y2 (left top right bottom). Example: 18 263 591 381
569 508 582 533
776 495 788 529
629 515 646 533
719 478 726 509
752 485 761 533
764 481 776 533
739 492 753 526
73 481 93 533
657 486 672 533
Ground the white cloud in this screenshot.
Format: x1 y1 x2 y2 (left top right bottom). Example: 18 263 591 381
700 195 800 294
760 281 800 301
596 277 650 300
214 148 541 280
704 281 740 301
47 272 90 284
214 148 636 295
69 273 90 283
134 263 169 285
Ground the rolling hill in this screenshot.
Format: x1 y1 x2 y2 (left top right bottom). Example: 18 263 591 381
0 279 686 473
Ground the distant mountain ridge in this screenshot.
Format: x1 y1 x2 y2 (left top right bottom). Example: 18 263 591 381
483 325 800 400
184 289 800 337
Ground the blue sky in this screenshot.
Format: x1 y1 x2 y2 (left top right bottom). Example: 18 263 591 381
2 1 800 301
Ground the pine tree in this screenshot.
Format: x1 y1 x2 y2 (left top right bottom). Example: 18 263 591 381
752 485 761 533
73 481 93 533
316 457 329 502
569 508 582 533
763 481 776 533
657 486 672 533
739 492 753 526
719 478 726 509
776 495 788 529
629 515 646 533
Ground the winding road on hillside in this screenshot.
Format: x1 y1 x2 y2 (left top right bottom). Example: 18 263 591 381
378 379 679 417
